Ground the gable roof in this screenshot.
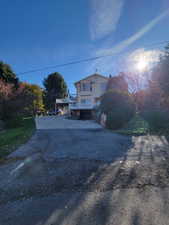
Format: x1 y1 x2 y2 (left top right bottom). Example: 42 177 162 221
74 73 108 86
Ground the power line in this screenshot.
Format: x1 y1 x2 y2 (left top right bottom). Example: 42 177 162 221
18 56 103 75
17 40 169 76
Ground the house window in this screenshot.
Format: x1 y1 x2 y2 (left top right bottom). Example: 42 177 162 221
81 82 91 91
81 99 91 104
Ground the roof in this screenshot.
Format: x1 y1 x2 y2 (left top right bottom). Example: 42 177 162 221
74 73 108 85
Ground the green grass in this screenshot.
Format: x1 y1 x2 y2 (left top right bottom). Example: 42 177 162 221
116 114 149 135
0 117 35 159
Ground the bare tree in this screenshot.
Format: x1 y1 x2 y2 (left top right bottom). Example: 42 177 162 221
121 71 151 94
121 71 151 111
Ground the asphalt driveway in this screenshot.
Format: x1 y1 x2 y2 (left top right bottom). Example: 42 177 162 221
35 116 102 129
1 117 169 225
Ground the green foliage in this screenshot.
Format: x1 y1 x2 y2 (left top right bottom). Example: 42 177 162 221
0 117 35 159
0 81 44 121
141 110 169 132
117 114 149 135
43 72 67 109
100 90 135 130
5 116 24 128
106 109 127 130
0 61 18 87
22 83 44 115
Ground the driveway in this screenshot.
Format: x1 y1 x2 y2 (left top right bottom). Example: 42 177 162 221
0 117 169 225
35 116 102 129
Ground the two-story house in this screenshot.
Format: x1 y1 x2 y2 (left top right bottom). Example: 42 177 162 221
69 73 108 119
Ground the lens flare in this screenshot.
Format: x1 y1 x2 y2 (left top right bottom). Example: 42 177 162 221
136 59 148 72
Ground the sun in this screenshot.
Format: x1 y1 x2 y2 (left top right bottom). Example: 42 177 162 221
129 49 161 73
136 59 148 72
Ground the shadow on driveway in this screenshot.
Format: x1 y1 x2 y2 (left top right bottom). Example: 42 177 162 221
1 131 169 225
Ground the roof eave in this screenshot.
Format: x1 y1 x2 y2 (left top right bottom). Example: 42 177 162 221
74 74 108 86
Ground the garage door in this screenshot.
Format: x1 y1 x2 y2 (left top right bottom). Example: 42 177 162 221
80 110 93 120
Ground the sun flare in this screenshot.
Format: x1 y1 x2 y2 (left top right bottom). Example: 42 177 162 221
136 59 148 72
129 49 162 73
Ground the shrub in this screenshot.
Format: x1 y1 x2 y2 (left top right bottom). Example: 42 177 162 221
106 109 128 130
5 116 24 128
141 110 169 132
100 90 135 130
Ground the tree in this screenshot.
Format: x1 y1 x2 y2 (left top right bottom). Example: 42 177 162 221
152 45 169 93
0 80 13 120
149 43 169 110
0 82 31 120
22 83 44 115
6 83 35 118
100 90 135 129
106 73 128 92
0 81 44 121
0 61 19 87
43 72 67 109
122 71 153 111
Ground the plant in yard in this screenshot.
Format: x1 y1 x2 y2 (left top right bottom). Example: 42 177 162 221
21 83 45 115
100 90 135 130
0 117 35 159
0 80 13 120
0 79 44 124
141 110 169 132
117 114 149 135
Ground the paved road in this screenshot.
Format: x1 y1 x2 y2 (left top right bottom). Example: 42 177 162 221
0 118 169 225
35 116 102 129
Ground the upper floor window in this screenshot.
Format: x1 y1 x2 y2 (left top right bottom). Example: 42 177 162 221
81 82 92 92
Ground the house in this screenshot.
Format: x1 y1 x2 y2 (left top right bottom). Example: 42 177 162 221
56 73 128 119
69 73 108 119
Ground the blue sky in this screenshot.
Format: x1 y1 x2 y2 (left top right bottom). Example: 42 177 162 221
1 0 169 93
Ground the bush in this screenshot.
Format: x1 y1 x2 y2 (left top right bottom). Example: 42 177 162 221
0 120 5 130
141 110 169 132
5 116 24 128
100 90 135 130
106 109 128 130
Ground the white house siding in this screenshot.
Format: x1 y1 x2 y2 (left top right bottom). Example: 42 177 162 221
75 74 108 108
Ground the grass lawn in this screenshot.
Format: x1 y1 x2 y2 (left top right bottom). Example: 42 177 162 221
0 117 35 160
116 114 150 135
